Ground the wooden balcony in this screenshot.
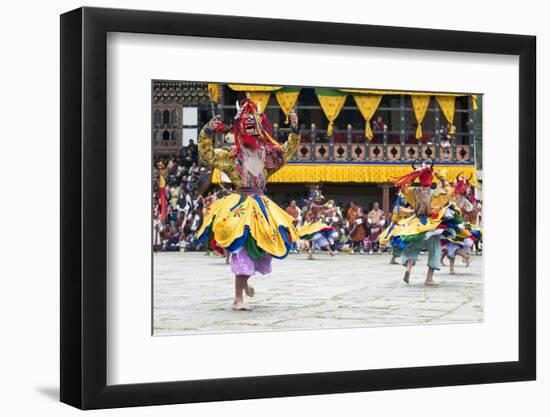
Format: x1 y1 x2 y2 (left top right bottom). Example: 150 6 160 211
279 128 475 164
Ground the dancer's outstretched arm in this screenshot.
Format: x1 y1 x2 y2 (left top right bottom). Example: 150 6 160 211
198 115 234 174
266 111 300 177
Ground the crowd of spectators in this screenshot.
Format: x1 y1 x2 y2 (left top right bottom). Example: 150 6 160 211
152 147 392 255
150 130 474 255
280 197 389 254
152 139 224 252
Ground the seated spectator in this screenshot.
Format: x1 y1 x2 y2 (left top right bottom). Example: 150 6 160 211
371 116 387 144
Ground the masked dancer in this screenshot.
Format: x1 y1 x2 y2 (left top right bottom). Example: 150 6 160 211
298 187 338 260
196 99 300 310
383 160 462 285
440 173 482 274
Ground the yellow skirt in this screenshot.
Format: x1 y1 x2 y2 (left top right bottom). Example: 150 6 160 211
197 193 299 259
298 221 334 240
380 203 482 249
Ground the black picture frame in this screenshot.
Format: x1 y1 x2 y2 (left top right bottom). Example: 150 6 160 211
60 6 536 410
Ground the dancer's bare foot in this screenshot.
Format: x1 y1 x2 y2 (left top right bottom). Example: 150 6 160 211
244 284 255 297
329 251 336 257
403 271 410 284
308 253 315 260
390 257 399 265
449 270 455 275
465 256 472 267
425 280 439 286
232 302 252 311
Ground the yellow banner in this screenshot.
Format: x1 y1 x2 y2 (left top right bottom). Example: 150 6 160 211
436 96 456 134
353 95 383 140
411 95 431 139
340 88 475 98
228 84 282 92
247 92 271 110
316 94 347 136
275 89 300 124
207 83 219 104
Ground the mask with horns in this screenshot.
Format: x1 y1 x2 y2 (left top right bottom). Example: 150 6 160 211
232 98 285 169
392 159 435 188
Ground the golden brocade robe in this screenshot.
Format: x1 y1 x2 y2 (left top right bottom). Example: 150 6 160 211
380 178 453 245
198 130 300 188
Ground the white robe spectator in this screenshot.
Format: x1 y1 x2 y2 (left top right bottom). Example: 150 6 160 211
153 217 163 246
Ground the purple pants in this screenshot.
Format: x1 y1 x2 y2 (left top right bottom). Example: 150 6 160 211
230 249 272 276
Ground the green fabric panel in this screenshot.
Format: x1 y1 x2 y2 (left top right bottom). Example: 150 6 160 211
300 233 317 241
453 213 465 224
245 234 266 260
401 233 426 244
280 87 301 93
314 87 346 97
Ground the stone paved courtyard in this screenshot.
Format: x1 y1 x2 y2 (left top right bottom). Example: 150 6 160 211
153 251 483 335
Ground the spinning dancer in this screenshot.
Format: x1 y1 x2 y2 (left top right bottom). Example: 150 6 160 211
380 193 414 264
196 99 300 310
382 160 461 285
440 173 482 274
298 186 338 260
453 173 481 225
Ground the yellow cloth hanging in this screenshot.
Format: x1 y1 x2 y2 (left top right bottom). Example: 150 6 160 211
247 92 271 110
228 84 282 92
316 92 347 136
472 95 478 111
212 163 477 184
340 88 474 99
411 95 431 139
436 96 456 134
275 88 300 124
207 83 219 104
353 95 383 140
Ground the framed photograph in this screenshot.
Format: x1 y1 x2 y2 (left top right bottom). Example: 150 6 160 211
60 6 536 409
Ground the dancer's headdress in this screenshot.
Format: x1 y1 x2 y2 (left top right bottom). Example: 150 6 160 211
453 172 473 196
308 185 325 203
392 159 434 188
232 98 284 169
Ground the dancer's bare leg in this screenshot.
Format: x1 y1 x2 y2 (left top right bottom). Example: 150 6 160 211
449 257 456 275
440 252 447 266
225 250 231 265
403 259 414 283
243 276 255 297
324 245 336 257
457 249 472 267
308 243 315 260
390 255 399 265
232 275 252 310
425 267 438 285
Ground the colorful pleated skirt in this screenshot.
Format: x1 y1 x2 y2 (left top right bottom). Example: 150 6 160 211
298 221 335 241
197 191 299 262
380 203 480 252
